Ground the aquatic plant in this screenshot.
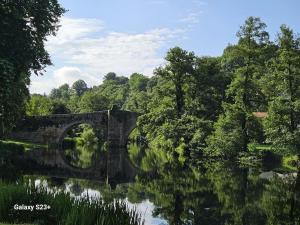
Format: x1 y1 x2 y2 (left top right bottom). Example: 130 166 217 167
0 182 144 225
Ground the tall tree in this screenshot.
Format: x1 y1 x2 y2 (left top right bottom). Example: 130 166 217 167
208 17 269 156
0 0 65 136
155 47 195 117
49 84 70 101
186 56 228 121
263 25 300 156
71 79 88 97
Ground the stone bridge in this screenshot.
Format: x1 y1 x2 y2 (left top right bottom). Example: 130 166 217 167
9 108 139 182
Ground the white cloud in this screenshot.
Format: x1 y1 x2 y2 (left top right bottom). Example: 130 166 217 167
53 67 100 86
30 17 183 94
179 12 202 25
30 67 100 94
30 79 56 95
47 17 104 44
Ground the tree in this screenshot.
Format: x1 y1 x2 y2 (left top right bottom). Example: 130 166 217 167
71 80 88 97
67 95 81 113
208 17 269 156
49 84 70 101
155 47 195 117
98 74 129 108
78 91 110 113
186 56 228 121
104 72 117 81
123 73 150 113
26 94 52 116
0 0 65 135
50 99 70 114
263 25 300 156
128 73 149 92
0 60 28 136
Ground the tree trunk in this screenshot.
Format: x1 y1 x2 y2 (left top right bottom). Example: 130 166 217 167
175 83 184 118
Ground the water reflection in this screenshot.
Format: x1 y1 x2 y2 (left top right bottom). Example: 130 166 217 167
62 123 106 168
1 143 299 225
1 163 298 225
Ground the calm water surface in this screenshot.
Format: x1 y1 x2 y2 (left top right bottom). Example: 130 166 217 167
2 161 299 225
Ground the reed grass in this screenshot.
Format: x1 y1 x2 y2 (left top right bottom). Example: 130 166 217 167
0 182 144 225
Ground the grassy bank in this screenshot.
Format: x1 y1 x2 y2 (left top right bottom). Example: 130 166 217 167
1 140 46 151
0 182 144 225
0 224 34 225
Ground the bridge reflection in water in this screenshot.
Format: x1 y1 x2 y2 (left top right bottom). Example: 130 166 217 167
9 108 139 183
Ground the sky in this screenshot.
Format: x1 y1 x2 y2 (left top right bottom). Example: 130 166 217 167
30 0 300 94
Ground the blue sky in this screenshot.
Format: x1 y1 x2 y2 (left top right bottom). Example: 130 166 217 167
30 0 300 94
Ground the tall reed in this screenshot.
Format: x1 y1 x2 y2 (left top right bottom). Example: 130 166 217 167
0 182 144 225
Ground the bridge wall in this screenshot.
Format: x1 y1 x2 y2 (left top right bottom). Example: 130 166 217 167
8 109 138 181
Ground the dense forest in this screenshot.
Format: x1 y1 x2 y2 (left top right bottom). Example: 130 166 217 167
2 11 300 165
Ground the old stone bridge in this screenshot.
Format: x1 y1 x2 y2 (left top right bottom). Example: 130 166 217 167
9 108 139 182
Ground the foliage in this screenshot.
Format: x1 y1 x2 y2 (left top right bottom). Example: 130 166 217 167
207 17 270 156
19 16 300 161
0 60 28 136
0 0 65 135
49 84 70 101
0 182 144 225
26 94 52 116
71 79 88 97
263 25 300 156
78 91 110 113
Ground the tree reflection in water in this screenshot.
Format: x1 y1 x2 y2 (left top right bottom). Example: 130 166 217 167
125 145 300 225
62 123 105 168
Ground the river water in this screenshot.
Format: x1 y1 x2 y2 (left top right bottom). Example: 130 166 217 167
2 158 299 225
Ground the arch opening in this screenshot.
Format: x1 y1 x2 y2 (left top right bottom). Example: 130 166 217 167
60 122 107 169
126 127 147 168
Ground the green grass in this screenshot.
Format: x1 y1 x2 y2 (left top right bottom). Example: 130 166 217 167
255 144 273 151
1 140 46 151
252 144 299 171
0 182 144 225
0 223 35 225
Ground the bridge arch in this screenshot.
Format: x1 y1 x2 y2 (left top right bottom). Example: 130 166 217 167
8 109 139 181
57 120 107 170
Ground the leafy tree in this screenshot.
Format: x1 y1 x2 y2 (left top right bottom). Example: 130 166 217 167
123 73 150 113
0 0 65 135
67 95 81 113
208 17 270 156
138 47 228 162
186 56 228 121
263 25 300 155
128 73 149 92
50 99 70 114
78 91 110 113
26 94 52 116
98 74 129 108
155 47 195 117
49 84 70 101
0 60 28 136
71 79 88 97
104 72 117 81
123 91 149 114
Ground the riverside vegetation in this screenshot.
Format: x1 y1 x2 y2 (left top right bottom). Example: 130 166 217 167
0 0 300 224
20 17 300 166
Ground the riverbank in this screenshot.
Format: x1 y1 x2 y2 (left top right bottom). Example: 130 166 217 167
0 182 143 225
